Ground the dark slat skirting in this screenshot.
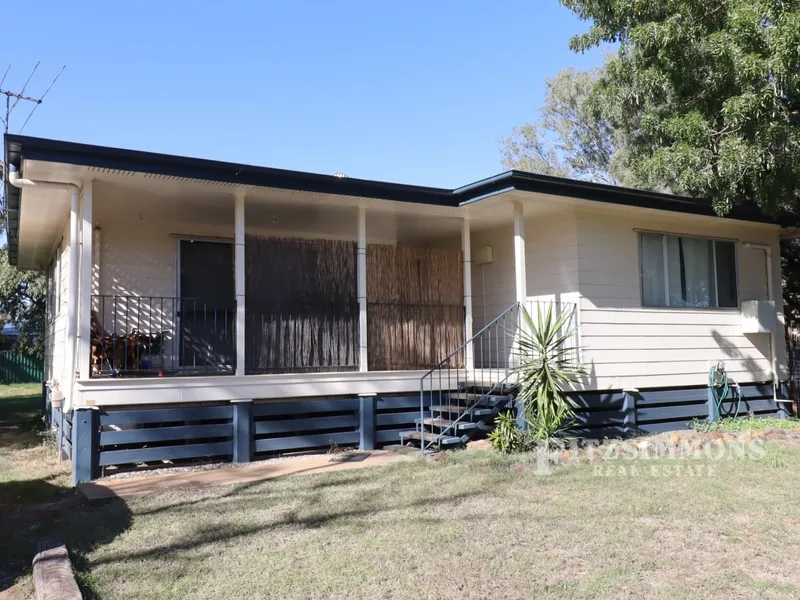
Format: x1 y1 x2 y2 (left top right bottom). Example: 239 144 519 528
71 393 427 483
566 381 787 437
66 381 789 484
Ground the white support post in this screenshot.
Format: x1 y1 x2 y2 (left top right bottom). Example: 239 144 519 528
78 181 93 382
513 202 526 305
462 218 473 371
357 207 368 372
65 186 80 410
235 191 246 377
93 227 102 296
513 202 527 374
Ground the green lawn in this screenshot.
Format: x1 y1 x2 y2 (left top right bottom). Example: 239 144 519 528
0 383 71 507
0 383 73 597
2 388 799 599
696 415 800 433
4 440 800 599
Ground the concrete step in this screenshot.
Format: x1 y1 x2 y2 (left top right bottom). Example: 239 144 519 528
416 417 477 431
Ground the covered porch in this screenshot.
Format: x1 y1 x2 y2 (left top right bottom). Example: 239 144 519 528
88 237 467 378
13 145 579 408
77 175 479 380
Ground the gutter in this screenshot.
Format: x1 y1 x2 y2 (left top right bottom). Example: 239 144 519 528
8 164 82 410
5 134 777 222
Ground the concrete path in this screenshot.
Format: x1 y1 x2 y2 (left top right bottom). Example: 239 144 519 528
78 450 410 500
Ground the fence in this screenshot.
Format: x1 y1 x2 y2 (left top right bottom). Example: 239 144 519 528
471 299 580 371
91 295 235 377
0 351 44 383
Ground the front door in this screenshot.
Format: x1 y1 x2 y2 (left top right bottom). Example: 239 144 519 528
179 240 235 370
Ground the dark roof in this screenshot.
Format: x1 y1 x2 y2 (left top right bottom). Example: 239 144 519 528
3 134 775 265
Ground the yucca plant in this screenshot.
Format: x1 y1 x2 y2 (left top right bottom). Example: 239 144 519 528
512 303 584 448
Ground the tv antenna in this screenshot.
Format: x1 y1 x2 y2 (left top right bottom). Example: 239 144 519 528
0 63 66 236
0 63 66 137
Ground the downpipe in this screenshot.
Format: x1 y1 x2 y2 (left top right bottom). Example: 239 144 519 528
742 242 779 404
8 164 82 410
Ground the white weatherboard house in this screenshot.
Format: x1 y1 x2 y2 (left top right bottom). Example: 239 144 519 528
4 134 792 483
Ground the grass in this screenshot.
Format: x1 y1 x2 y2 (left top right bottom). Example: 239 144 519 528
0 382 73 596
4 442 800 599
0 383 71 507
2 388 799 599
694 415 800 433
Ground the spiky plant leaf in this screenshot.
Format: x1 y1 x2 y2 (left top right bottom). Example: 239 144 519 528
511 303 585 446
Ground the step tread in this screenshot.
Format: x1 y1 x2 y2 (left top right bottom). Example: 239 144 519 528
400 431 460 445
430 404 469 414
448 392 507 405
430 405 493 417
416 417 477 430
448 392 492 401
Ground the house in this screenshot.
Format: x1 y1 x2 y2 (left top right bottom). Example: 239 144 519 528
0 323 20 351
4 134 792 483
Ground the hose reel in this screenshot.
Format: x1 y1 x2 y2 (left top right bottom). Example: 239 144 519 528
709 360 743 421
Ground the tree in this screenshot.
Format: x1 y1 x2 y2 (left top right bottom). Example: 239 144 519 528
0 247 46 358
560 0 800 216
500 67 629 185
782 238 800 326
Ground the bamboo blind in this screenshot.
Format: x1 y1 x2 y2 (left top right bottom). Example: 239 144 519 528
245 236 358 373
367 244 464 370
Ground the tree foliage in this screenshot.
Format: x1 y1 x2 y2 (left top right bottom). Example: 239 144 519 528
561 0 800 216
500 67 629 184
0 247 46 358
782 239 800 328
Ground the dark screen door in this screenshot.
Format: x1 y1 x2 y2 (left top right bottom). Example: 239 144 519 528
179 240 235 369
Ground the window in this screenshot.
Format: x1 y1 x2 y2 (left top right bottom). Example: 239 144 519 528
639 233 738 308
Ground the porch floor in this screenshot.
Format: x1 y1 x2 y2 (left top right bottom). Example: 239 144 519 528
77 449 410 499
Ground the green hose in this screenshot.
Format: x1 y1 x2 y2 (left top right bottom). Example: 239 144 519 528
709 366 743 421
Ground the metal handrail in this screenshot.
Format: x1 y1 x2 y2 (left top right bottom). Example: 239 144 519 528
419 302 521 452
417 298 581 452
420 302 520 379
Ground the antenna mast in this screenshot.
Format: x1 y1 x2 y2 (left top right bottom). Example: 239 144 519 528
0 63 66 237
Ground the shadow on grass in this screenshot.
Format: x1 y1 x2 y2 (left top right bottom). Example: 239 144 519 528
0 385 132 598
0 392 46 449
0 477 68 507
91 486 478 568
0 389 43 424
0 492 132 598
132 461 385 518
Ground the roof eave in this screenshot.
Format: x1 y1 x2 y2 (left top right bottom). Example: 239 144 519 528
3 134 780 269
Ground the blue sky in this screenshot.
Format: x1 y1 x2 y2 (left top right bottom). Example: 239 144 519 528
2 1 606 188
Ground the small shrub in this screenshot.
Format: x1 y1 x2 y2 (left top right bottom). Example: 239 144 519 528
488 410 523 454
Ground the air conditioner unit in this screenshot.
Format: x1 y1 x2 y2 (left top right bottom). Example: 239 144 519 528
740 300 776 333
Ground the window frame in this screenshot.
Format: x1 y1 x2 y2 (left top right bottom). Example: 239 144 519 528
637 231 740 310
45 241 62 324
